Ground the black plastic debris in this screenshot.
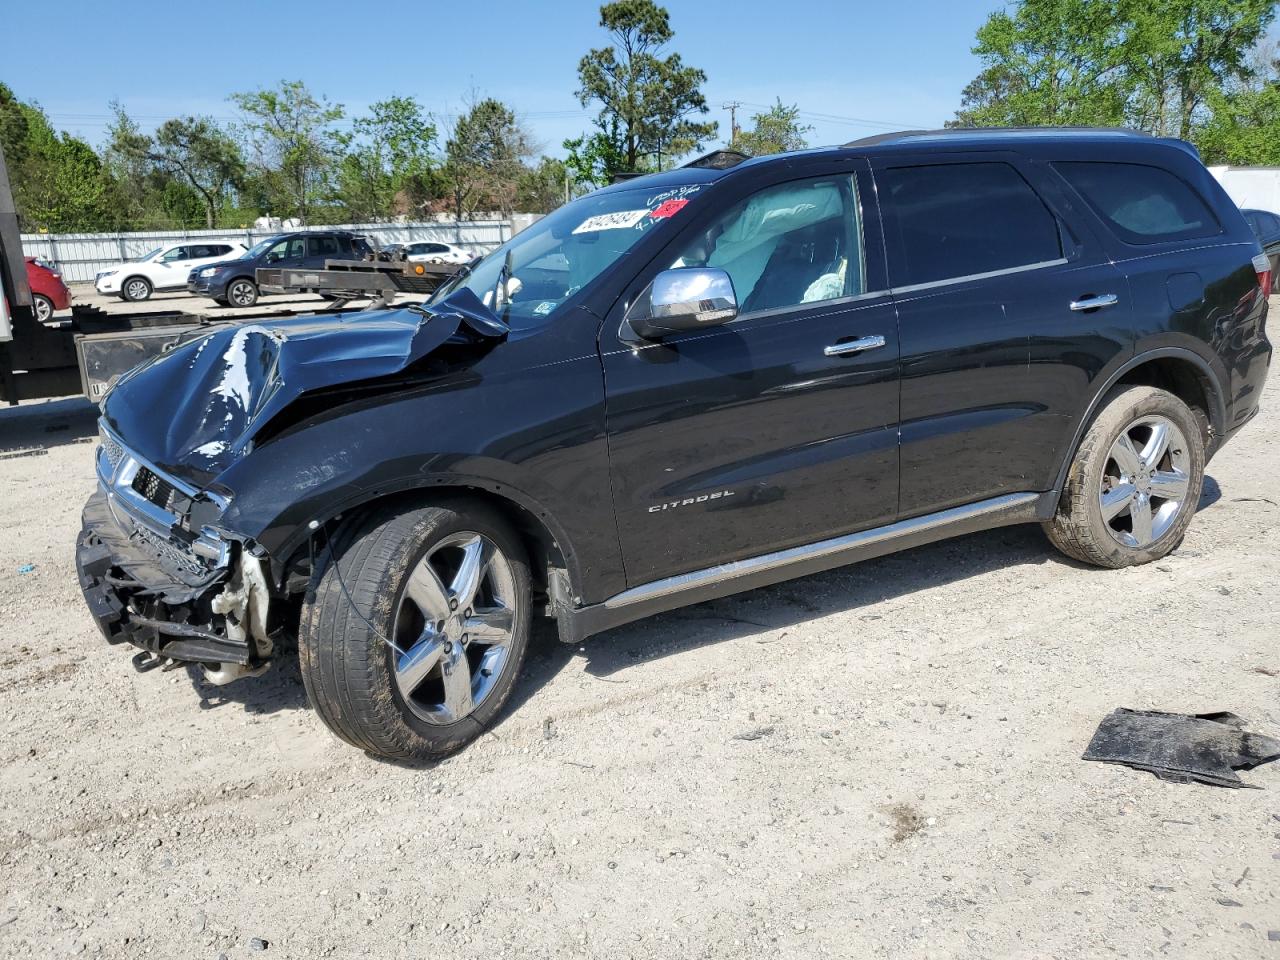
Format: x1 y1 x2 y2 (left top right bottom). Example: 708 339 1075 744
1083 709 1280 789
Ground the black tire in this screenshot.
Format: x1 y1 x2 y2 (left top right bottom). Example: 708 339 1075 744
298 499 531 761
226 278 258 307
1044 385 1205 568
121 276 152 302
32 294 54 321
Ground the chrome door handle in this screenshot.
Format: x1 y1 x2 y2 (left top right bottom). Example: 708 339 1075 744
823 335 886 357
1069 293 1119 312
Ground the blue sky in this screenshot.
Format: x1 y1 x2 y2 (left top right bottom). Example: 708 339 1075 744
1 0 996 155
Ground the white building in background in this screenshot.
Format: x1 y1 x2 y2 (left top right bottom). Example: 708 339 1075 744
1208 166 1280 213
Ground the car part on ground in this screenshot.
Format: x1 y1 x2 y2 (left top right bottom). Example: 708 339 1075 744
74 129 1272 761
1083 708 1280 788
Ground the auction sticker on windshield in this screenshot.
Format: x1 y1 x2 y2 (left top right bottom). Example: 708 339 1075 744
573 209 650 234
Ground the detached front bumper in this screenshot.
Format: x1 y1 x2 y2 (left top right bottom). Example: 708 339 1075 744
76 491 257 667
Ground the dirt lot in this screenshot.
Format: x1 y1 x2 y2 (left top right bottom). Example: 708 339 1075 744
1 345 1278 958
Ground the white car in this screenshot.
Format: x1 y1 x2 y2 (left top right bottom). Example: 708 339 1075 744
95 241 248 302
401 241 473 265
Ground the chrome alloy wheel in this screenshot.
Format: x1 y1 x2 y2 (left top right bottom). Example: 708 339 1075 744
392 532 516 725
1098 415 1191 548
228 280 256 306
34 296 52 321
125 278 150 300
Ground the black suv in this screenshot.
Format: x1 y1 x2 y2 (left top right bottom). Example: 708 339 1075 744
79 129 1271 761
187 230 373 307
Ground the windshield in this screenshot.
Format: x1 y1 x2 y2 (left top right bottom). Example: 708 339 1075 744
137 247 163 262
240 237 278 260
427 183 704 327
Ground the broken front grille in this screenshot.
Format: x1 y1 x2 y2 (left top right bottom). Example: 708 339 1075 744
131 466 177 511
100 432 125 472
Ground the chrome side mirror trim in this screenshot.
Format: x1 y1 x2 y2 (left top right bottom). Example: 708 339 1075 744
626 267 738 340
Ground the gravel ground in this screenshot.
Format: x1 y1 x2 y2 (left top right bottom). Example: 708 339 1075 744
0 342 1278 958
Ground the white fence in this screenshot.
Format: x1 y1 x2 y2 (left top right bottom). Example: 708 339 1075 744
21 220 516 283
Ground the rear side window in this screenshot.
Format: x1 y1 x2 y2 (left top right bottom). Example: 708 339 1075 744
309 236 340 257
1055 161 1219 244
880 162 1062 287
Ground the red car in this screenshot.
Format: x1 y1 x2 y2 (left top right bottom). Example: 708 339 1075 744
25 256 71 321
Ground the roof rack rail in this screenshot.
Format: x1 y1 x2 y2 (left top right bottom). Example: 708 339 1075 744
842 126 1152 148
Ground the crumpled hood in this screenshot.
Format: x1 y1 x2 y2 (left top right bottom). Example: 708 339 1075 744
102 290 506 487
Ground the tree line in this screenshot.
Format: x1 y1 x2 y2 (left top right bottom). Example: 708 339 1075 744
950 0 1280 165
6 0 1278 233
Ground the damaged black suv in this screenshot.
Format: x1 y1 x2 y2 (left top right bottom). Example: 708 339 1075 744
78 130 1272 760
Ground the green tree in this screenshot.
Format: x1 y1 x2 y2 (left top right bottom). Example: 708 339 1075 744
1195 42 1280 164
1 86 117 232
230 80 343 223
951 0 1277 151
575 0 717 176
335 96 438 220
442 98 532 219
563 122 628 187
1122 0 1276 139
951 0 1129 128
730 100 813 156
516 156 571 213
145 117 245 228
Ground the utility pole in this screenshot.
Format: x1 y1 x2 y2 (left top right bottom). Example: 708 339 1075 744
723 101 742 145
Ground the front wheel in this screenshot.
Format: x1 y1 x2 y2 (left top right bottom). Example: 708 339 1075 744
298 500 531 761
121 276 152 302
1044 385 1205 568
226 278 258 307
32 294 54 321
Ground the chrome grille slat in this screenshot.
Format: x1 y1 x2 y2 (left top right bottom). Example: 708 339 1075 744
94 420 229 577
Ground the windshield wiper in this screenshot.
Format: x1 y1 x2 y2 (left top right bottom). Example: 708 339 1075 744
491 248 514 316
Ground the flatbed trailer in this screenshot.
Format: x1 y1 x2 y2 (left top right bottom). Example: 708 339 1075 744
257 257 457 306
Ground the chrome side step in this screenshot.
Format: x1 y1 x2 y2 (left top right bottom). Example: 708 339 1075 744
565 492 1044 642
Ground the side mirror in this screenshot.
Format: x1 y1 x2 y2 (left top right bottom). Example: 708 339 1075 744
626 267 738 340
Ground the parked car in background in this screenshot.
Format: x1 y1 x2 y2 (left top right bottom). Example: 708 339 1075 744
1241 208 1280 291
188 231 374 307
401 240 473 265
79 129 1271 761
25 255 71 321
95 241 248 302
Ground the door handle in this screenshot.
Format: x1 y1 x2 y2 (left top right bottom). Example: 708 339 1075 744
1069 293 1119 312
823 335 886 357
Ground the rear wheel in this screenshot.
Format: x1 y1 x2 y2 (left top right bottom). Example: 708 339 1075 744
32 294 54 321
1044 385 1204 568
298 500 530 761
121 276 152 302
226 278 258 307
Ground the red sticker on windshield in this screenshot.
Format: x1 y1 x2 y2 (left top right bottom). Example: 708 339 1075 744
650 198 689 219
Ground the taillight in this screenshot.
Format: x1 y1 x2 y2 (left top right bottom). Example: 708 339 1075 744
1252 253 1271 295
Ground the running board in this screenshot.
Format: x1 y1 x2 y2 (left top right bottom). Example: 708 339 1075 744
562 492 1045 643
